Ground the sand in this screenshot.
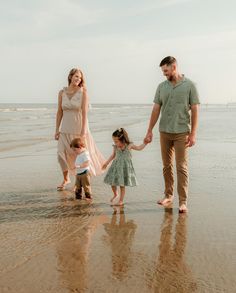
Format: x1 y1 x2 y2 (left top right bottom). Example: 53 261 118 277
0 105 236 292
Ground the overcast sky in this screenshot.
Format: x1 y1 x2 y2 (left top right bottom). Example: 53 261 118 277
0 0 236 104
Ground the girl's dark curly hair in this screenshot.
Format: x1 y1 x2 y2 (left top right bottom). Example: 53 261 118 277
112 128 131 145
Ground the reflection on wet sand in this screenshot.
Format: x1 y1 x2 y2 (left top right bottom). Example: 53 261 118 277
148 208 197 293
103 207 137 280
56 198 107 292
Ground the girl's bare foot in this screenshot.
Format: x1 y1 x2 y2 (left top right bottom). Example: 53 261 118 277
114 201 124 206
110 194 118 203
57 179 71 191
179 203 188 213
157 196 173 205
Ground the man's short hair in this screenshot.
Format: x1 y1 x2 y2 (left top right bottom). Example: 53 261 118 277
159 56 177 67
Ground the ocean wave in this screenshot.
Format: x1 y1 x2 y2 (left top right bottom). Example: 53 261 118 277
0 108 49 112
0 114 55 122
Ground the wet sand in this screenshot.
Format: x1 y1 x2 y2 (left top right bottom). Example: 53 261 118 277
1 107 236 292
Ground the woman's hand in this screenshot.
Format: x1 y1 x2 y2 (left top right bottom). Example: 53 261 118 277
55 132 60 140
80 130 87 138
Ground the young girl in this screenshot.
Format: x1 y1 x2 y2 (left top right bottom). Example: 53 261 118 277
102 128 147 206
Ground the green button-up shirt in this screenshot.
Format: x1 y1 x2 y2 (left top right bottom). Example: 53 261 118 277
153 76 200 133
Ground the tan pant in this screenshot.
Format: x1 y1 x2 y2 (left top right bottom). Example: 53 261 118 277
160 132 189 205
75 172 91 196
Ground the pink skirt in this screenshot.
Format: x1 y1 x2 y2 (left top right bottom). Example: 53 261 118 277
57 132 105 176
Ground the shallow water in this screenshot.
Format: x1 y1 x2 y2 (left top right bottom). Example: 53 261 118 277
0 104 236 292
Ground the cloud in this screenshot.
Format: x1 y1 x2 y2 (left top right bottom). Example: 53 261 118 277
0 1 236 103
0 0 105 44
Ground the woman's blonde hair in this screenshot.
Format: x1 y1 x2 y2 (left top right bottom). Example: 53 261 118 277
67 68 85 88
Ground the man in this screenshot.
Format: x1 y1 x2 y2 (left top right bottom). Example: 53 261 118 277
144 56 200 213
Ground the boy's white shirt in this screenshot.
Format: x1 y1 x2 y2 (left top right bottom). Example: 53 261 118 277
75 150 90 174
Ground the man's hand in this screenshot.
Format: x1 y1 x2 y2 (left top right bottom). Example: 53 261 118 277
54 132 60 140
186 133 196 147
144 131 153 144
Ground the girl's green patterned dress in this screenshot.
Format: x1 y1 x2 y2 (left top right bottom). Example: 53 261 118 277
104 145 138 187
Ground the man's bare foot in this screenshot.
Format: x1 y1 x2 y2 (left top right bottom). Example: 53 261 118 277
179 203 188 213
157 196 173 206
57 179 71 191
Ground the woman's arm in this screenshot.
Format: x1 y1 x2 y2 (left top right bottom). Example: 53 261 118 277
130 142 147 151
55 90 63 140
102 148 116 169
81 87 89 137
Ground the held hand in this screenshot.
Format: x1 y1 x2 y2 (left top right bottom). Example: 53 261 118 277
55 132 60 140
102 163 108 170
144 131 153 144
186 133 196 147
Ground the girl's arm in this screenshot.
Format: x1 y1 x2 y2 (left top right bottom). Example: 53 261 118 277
129 142 147 151
55 90 63 140
81 87 89 137
102 147 116 169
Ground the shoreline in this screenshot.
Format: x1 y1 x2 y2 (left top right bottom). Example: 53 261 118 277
1 108 236 292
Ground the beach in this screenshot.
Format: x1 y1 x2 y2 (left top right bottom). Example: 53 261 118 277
0 103 236 293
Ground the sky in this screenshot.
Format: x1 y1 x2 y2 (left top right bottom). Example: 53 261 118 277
0 0 236 104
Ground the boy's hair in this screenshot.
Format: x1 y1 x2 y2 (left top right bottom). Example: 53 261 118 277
112 128 131 144
70 137 86 148
159 56 177 67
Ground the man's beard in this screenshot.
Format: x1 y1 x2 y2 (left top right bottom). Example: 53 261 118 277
167 75 174 81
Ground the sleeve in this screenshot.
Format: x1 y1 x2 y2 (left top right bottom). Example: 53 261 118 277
75 156 79 165
153 85 162 105
189 82 200 105
84 151 91 162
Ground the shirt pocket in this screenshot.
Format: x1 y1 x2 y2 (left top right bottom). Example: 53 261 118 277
175 91 188 105
160 91 171 103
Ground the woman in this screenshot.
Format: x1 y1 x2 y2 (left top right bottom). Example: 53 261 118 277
55 68 104 190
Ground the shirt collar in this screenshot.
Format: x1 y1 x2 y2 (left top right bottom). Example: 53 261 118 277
167 74 186 88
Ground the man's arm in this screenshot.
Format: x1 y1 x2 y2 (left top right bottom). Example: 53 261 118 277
144 103 161 143
187 104 199 147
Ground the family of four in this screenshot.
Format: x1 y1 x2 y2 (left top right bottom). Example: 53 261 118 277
55 56 200 213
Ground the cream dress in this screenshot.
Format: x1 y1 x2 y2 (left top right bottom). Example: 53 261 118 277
57 87 104 176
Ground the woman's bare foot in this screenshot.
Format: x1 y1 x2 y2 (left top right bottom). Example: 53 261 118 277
157 196 173 205
57 179 71 191
179 203 188 213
